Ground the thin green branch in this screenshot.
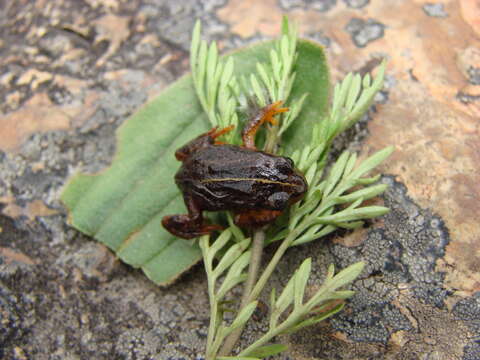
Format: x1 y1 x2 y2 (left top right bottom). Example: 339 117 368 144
190 18 391 360
219 231 265 356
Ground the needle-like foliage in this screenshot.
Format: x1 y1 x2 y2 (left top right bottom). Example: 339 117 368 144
190 18 392 360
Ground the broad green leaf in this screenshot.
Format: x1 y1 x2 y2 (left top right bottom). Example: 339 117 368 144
61 39 329 285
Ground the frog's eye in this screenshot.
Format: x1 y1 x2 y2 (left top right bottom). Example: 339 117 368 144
267 192 289 210
277 157 294 172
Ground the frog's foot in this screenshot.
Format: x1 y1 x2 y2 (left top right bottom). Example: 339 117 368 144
234 209 282 228
261 101 289 125
162 214 223 239
242 101 289 149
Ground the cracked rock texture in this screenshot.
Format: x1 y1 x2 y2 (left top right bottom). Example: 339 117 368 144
0 0 479 359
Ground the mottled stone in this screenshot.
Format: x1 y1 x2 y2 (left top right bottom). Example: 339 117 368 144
467 66 480 85
305 31 331 48
279 0 337 12
453 293 480 335
1 0 479 359
456 91 480 104
345 18 385 48
343 0 369 9
423 3 448 18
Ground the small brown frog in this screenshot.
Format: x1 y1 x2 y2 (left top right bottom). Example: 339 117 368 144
162 101 308 239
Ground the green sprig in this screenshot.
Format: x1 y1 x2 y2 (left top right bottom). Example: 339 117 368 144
190 21 239 142
238 260 364 357
189 18 392 360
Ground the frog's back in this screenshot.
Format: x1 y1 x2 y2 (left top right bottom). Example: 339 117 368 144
175 145 294 211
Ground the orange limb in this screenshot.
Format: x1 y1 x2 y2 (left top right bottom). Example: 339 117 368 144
211 125 235 144
162 195 224 239
242 101 289 150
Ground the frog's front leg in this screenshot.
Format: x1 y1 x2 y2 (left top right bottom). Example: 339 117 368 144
162 194 223 239
242 101 289 150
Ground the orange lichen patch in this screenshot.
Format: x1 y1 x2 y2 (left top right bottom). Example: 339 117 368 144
0 93 70 151
391 293 470 357
0 247 37 266
365 79 480 294
460 0 480 36
332 227 368 247
103 69 150 88
0 74 99 152
1 201 23 219
54 48 87 66
94 14 130 66
217 0 284 38
84 0 121 11
1 196 58 221
0 72 15 86
5 91 21 108
457 46 480 79
16 69 53 90
390 331 409 347
26 200 58 220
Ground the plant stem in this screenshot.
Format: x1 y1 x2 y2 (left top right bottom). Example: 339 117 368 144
218 230 298 356
205 271 217 359
218 107 287 356
248 229 297 302
218 229 265 356
264 124 280 154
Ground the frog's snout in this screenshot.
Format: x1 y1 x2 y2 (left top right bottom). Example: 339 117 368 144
289 173 308 203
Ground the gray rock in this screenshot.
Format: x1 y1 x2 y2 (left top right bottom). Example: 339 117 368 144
345 18 385 48
423 3 448 18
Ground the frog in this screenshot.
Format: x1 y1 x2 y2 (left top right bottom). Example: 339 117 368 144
162 101 308 239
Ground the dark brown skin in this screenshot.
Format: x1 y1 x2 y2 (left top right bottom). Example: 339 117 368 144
162 101 308 239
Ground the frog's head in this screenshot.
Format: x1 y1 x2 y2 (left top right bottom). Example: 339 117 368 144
286 171 308 205
266 167 307 210
266 156 308 208
276 157 308 204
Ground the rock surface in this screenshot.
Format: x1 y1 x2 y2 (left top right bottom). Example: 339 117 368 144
1 0 479 359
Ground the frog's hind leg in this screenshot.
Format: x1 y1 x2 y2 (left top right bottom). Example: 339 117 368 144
161 195 223 239
242 101 289 150
175 125 234 160
234 209 282 228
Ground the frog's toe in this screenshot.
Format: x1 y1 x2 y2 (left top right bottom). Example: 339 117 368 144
268 101 289 117
261 101 289 126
